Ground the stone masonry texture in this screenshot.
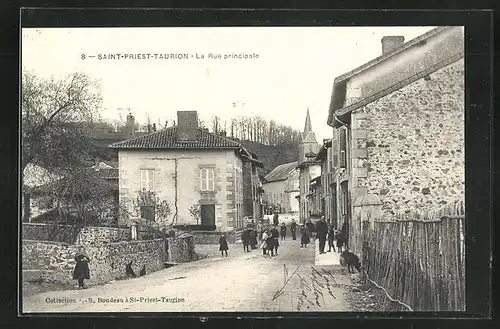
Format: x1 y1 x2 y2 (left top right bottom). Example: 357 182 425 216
357 58 464 218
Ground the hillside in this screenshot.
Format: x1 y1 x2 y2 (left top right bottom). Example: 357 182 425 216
240 140 299 174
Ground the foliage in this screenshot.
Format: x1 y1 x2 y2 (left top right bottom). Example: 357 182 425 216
129 189 173 230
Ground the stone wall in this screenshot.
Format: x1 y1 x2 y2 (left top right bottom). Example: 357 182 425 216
23 223 131 244
74 226 131 244
166 234 195 263
22 239 165 285
22 223 76 244
355 58 464 218
190 230 236 245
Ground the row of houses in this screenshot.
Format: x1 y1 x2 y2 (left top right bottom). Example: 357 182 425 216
296 27 465 251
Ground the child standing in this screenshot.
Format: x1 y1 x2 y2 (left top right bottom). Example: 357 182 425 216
261 230 269 256
219 235 229 257
73 246 91 289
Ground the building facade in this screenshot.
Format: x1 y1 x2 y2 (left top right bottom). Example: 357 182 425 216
326 26 465 253
315 139 336 227
262 161 299 214
297 109 321 223
111 111 262 232
243 155 265 222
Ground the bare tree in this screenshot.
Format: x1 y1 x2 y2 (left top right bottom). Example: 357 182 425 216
211 115 221 134
22 71 103 173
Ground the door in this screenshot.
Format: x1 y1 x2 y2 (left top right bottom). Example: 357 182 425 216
200 204 216 229
340 181 350 249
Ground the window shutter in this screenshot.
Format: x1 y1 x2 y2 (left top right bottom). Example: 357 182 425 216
340 128 347 168
332 133 339 169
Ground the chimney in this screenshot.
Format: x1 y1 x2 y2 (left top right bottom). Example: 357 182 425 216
126 112 135 137
381 36 405 55
177 111 198 141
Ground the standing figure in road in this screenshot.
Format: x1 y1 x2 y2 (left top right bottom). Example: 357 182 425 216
250 229 258 249
219 234 229 257
290 219 297 240
261 229 269 256
73 246 91 289
266 230 276 256
280 223 287 241
327 224 336 252
315 216 329 254
242 229 251 252
300 224 310 247
270 225 280 256
306 219 315 239
273 212 279 226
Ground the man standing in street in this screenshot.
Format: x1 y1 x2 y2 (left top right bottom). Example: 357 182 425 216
315 216 329 254
280 222 287 241
290 219 297 240
273 212 279 226
270 225 280 256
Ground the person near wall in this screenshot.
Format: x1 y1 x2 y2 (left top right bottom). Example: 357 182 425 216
273 212 279 226
300 224 310 247
280 222 287 241
315 216 329 254
73 246 91 289
219 235 229 257
290 219 297 240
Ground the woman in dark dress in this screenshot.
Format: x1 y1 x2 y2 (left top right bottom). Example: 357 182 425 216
73 246 91 289
300 225 310 247
219 235 229 257
250 230 258 249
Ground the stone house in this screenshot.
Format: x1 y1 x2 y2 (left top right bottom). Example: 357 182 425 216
315 139 336 226
110 111 263 232
297 109 321 223
262 161 299 214
326 26 464 252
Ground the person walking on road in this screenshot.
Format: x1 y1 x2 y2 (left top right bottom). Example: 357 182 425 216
306 219 315 239
261 229 269 256
280 223 287 241
327 224 336 252
219 235 229 257
266 229 276 256
315 216 328 254
250 229 258 249
73 246 91 289
290 219 297 240
300 224 310 247
270 225 280 256
242 229 251 252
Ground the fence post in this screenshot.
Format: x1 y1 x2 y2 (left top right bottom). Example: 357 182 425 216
354 194 383 278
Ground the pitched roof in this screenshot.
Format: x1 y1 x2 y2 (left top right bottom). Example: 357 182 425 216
264 161 298 182
109 126 243 149
327 26 464 126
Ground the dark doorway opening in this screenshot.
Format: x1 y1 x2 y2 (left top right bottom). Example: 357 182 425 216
200 204 216 230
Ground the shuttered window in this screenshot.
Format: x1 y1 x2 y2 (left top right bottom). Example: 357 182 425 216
332 131 339 169
339 128 347 168
200 167 215 191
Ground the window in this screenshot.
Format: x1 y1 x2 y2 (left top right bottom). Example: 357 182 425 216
140 169 155 191
200 167 215 191
339 128 347 168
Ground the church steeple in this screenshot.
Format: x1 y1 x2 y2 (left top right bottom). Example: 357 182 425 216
304 107 312 134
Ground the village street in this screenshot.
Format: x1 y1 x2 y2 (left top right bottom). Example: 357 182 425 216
23 239 356 313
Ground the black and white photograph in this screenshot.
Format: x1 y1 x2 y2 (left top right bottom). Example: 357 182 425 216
20 22 465 313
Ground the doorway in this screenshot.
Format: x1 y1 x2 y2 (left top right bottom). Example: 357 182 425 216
340 181 350 249
200 204 216 230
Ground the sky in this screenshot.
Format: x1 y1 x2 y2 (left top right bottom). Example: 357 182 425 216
22 26 437 141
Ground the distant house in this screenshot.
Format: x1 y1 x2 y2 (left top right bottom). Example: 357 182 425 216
242 150 265 222
262 161 299 214
327 26 464 252
297 109 321 223
110 111 263 231
22 163 61 222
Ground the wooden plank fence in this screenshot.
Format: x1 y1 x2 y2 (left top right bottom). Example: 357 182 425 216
362 202 465 311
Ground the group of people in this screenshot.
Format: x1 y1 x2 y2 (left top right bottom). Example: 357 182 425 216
218 215 348 258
